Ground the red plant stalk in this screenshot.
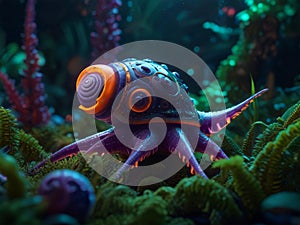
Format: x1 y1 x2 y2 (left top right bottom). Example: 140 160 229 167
20 0 50 127
0 72 24 114
0 0 50 128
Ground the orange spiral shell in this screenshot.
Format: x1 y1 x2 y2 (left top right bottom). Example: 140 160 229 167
76 64 117 115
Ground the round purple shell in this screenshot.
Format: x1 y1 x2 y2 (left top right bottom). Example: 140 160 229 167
38 169 95 223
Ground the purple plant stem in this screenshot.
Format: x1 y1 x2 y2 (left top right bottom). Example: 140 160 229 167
21 0 50 127
90 0 122 60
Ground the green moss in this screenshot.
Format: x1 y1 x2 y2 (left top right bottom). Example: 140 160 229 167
1 91 300 225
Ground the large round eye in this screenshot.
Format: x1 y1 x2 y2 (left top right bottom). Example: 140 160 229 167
128 88 152 113
132 62 156 77
76 65 117 115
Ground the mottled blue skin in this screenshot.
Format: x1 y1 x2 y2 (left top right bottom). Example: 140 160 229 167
31 59 267 179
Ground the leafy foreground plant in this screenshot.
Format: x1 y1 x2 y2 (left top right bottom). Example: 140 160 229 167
0 100 299 225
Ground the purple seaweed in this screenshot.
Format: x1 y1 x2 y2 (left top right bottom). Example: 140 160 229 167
90 0 122 60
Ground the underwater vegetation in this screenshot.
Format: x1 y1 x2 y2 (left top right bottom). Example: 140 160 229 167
216 0 300 100
0 0 299 225
89 0 122 60
0 100 300 224
0 0 50 129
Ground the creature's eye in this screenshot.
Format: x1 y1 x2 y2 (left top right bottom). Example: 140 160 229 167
128 88 152 113
76 65 117 115
133 63 156 77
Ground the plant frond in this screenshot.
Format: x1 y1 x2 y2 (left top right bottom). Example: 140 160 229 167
213 156 265 216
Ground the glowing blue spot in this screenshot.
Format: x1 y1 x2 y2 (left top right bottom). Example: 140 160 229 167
203 22 210 29
215 97 222 103
187 68 194 76
127 1 133 7
193 46 200 53
274 103 286 111
202 80 210 86
126 16 133 22
112 8 119 14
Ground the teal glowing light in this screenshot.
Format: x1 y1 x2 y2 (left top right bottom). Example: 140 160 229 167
229 59 236 66
284 5 295 16
251 6 258 12
187 68 194 76
246 0 254 6
193 46 200 53
127 1 133 7
239 12 250 21
126 15 133 22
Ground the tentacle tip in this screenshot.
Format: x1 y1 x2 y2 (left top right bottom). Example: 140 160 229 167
28 159 50 176
253 88 269 97
110 172 124 184
27 167 40 176
197 172 208 179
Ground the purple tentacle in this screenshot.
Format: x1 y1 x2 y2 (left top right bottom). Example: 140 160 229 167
82 130 132 157
111 129 159 181
175 128 208 178
163 127 208 178
195 131 228 160
198 89 268 135
30 128 119 174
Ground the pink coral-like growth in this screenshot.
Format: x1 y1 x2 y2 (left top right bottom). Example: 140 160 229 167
0 0 50 128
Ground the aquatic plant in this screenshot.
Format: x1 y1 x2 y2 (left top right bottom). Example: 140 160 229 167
0 107 48 165
90 0 122 60
216 0 300 101
250 101 300 195
30 124 74 153
0 99 299 225
122 0 163 40
87 175 243 225
0 41 25 77
0 196 43 225
0 107 18 151
213 155 265 218
0 152 27 199
212 100 300 220
0 0 50 129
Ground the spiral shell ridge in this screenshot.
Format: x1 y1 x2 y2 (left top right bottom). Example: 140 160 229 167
77 73 104 108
